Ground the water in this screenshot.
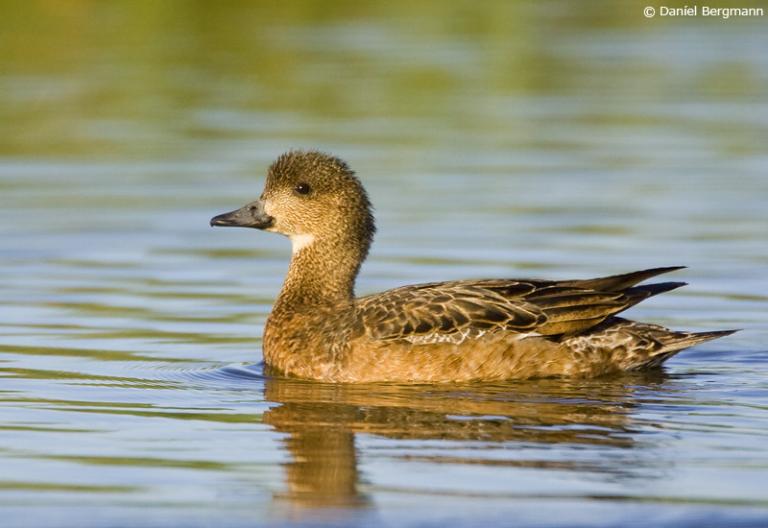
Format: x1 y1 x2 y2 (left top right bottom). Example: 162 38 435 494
1 2 767 527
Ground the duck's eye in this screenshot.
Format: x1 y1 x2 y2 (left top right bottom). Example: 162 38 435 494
295 183 311 195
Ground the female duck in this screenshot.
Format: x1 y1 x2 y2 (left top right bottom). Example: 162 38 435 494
211 151 733 383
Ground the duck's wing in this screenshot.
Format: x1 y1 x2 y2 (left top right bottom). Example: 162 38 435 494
357 268 686 345
358 280 546 344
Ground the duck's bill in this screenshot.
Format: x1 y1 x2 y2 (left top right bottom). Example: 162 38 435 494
210 201 274 229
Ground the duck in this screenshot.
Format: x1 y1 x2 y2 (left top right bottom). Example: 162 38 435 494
210 150 735 383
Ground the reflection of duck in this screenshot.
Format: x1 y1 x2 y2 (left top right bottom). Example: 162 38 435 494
262 372 672 511
212 151 735 382
264 377 369 513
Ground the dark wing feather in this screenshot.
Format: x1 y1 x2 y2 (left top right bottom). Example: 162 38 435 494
556 266 686 291
357 268 686 344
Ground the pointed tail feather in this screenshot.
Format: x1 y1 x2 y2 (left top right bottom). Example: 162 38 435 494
655 328 739 355
641 329 739 368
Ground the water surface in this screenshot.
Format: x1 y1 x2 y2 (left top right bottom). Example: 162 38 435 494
1 2 767 527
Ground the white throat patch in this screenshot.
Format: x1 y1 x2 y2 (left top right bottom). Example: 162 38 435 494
290 233 316 254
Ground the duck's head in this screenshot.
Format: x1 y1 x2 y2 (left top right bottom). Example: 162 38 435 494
211 150 375 257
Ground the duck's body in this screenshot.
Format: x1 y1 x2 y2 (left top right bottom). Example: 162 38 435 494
263 270 731 382
212 151 734 383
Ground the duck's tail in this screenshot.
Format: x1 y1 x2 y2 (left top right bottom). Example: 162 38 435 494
564 317 738 372
642 328 739 367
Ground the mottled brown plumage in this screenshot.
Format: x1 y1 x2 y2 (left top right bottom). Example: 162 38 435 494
211 150 735 382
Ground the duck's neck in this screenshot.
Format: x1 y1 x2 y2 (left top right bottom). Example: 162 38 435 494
273 234 367 311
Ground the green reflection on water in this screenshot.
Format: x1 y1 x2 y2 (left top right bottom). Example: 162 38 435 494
0 344 189 363
0 482 139 493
